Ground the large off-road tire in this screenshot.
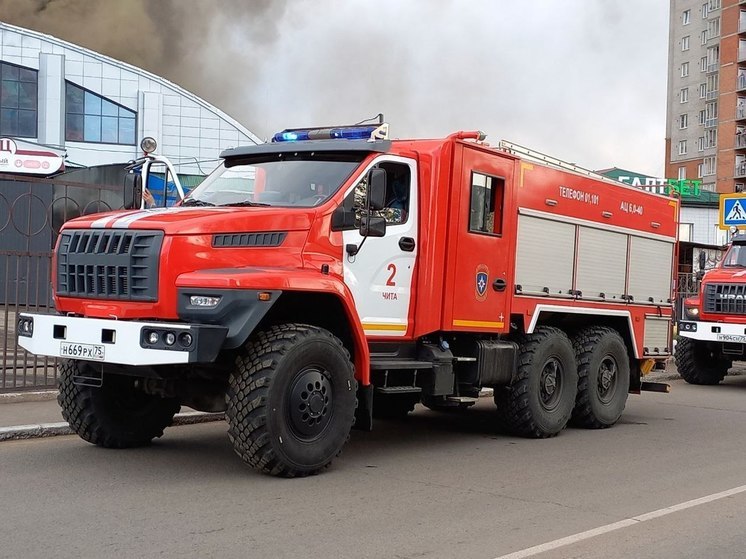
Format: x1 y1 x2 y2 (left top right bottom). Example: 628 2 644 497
570 327 630 429
57 359 180 448
674 337 730 385
373 393 418 419
226 324 357 477
494 326 578 438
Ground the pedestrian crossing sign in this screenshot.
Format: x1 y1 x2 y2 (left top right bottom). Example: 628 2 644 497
720 193 746 229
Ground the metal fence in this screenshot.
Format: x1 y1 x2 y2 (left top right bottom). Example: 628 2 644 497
0 172 131 392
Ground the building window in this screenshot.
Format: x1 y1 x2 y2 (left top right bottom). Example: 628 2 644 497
704 155 716 175
705 128 717 148
708 17 720 38
679 140 688 155
679 223 693 242
683 9 691 24
697 162 704 176
700 83 707 98
680 114 689 129
709 0 720 10
701 30 708 45
0 62 38 138
65 82 136 144
698 136 705 152
678 167 686 180
703 2 709 18
681 62 689 77
699 110 706 125
469 172 504 236
682 36 690 51
681 87 689 103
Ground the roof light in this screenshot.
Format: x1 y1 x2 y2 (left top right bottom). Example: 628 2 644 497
272 124 389 143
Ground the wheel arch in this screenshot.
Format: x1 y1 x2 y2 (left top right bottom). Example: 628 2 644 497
256 290 370 384
528 306 641 392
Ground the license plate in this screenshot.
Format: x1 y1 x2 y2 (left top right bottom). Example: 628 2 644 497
716 334 746 343
60 342 105 361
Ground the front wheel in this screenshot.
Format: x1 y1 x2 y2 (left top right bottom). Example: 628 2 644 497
674 337 730 385
495 326 578 438
57 360 180 448
226 324 357 477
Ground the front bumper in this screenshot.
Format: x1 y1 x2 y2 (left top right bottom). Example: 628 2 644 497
17 313 227 366
678 320 746 344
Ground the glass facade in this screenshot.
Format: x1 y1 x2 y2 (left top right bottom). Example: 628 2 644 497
0 61 38 138
65 81 136 144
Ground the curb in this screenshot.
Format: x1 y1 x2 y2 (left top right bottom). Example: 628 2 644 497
0 411 225 442
0 390 58 404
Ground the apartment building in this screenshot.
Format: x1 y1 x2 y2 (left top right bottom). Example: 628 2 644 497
665 0 746 193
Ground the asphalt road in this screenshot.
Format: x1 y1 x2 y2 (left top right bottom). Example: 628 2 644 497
1 376 745 559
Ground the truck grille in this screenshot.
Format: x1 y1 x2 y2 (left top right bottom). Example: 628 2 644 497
703 283 746 315
56 230 163 301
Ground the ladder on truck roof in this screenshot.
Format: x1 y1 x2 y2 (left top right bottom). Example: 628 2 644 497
498 140 626 187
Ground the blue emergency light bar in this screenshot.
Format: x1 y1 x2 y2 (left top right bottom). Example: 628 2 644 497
272 125 381 143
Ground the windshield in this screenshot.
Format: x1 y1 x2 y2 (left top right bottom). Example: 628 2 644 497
722 244 746 267
184 153 364 207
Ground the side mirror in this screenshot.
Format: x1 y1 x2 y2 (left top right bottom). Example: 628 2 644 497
331 205 356 230
367 168 387 211
123 172 142 209
360 216 386 238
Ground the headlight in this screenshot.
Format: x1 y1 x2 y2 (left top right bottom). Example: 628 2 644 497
189 295 221 308
685 306 700 319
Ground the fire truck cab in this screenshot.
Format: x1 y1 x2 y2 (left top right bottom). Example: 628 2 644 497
17 124 676 477
677 230 746 384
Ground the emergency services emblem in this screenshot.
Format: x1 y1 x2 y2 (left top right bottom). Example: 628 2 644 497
475 265 489 302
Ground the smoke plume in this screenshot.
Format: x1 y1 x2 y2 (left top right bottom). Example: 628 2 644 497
0 0 287 134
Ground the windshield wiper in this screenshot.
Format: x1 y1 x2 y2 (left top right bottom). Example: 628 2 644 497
181 198 216 207
220 200 272 207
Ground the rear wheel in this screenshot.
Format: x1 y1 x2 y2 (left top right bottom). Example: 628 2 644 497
57 360 180 448
226 324 357 477
571 327 630 429
495 326 578 438
674 337 730 385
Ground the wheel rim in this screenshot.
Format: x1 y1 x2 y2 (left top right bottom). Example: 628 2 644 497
597 355 618 404
288 367 333 440
540 357 563 411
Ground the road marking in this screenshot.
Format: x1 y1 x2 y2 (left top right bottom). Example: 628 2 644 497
493 484 746 559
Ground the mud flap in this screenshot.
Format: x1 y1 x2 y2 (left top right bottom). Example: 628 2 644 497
353 384 374 431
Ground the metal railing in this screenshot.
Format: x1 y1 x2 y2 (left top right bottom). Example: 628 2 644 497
0 173 133 392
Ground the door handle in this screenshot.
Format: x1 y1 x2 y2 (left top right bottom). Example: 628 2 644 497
399 237 416 252
492 278 507 292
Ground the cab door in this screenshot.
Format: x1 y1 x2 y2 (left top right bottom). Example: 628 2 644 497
341 156 418 337
447 145 514 333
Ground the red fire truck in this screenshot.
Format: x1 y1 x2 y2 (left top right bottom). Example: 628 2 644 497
676 230 746 384
17 124 676 477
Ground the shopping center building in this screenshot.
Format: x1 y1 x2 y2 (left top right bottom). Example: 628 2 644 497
0 21 260 178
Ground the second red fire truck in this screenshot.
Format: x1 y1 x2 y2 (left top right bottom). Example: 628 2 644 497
18 124 676 476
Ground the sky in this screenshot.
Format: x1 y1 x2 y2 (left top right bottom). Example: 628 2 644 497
1 0 670 177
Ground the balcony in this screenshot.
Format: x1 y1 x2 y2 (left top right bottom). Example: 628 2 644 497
739 75 746 91
739 106 746 120
707 62 720 73
737 133 746 149
707 90 719 99
736 162 746 178
705 117 718 128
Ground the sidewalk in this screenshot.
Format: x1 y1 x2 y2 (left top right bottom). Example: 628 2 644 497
0 390 224 441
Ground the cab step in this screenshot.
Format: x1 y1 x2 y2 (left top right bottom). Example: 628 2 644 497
446 396 478 404
370 359 434 371
375 385 422 395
